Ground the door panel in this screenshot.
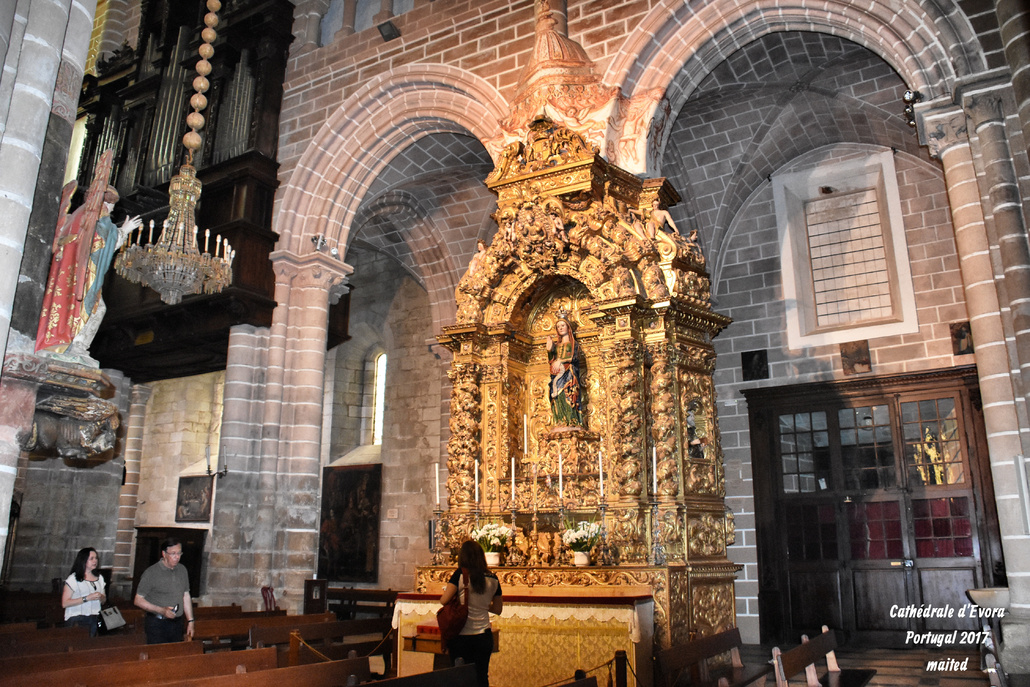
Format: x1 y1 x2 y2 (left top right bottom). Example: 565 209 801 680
918 567 978 631
852 569 910 631
789 569 844 629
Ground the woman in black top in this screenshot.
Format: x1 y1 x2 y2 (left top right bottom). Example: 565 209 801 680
439 541 503 687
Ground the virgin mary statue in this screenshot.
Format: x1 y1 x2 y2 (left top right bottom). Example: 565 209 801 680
546 317 583 426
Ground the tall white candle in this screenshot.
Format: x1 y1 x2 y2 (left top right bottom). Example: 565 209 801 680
598 449 604 500
558 451 563 500
435 463 441 506
511 454 516 499
652 446 658 494
474 460 479 503
523 414 528 456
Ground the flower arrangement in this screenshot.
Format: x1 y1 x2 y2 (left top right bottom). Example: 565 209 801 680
562 520 601 552
471 523 512 553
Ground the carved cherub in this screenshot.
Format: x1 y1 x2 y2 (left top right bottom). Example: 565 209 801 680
645 198 679 238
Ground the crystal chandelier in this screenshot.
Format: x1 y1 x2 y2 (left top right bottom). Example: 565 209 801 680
115 0 233 305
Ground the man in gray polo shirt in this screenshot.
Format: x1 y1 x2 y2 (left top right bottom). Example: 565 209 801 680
134 538 195 644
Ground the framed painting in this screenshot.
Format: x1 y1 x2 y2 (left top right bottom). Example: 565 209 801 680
175 475 213 522
317 463 382 582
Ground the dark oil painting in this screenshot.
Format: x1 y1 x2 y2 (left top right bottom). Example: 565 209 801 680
175 475 213 522
318 463 382 582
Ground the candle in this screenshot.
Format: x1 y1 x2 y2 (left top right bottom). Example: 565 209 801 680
523 414 528 456
474 460 479 503
511 454 516 500
558 451 563 500
206 446 211 473
598 449 604 500
652 446 658 494
435 463 441 506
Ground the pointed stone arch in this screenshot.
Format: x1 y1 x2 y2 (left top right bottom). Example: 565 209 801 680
603 0 985 174
274 64 507 256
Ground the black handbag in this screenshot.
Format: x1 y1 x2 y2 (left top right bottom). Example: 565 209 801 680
436 571 468 645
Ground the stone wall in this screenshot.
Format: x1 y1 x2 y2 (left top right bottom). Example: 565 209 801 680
325 245 443 591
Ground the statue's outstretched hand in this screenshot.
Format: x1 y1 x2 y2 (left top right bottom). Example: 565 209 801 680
118 215 143 245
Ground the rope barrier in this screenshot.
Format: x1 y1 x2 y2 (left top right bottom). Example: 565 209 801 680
537 657 616 687
290 628 394 664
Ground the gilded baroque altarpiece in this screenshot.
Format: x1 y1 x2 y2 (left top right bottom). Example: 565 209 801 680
416 118 738 650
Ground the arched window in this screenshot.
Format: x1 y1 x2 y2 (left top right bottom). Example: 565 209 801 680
371 352 386 445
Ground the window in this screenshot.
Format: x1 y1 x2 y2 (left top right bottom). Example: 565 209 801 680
370 352 386 445
773 150 919 349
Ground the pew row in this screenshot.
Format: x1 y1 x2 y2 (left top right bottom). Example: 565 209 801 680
0 639 202 681
192 611 335 652
369 663 478 687
17 645 279 687
326 588 398 620
0 631 142 657
655 627 771 687
249 617 393 669
155 656 372 687
772 626 876 687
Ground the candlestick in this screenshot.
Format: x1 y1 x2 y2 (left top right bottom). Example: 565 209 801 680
598 449 604 500
558 450 563 500
652 445 658 495
435 463 441 506
474 460 479 503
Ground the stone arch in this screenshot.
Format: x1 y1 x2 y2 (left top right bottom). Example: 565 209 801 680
275 63 508 256
349 187 464 332
603 0 984 174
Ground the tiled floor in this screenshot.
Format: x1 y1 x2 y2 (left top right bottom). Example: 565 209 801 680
737 644 988 687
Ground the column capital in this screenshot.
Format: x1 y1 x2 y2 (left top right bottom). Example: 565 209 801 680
270 248 353 294
965 94 1005 127
921 105 968 159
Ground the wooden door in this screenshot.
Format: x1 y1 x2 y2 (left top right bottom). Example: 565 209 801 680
746 368 1004 645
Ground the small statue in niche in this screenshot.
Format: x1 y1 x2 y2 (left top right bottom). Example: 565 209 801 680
546 316 584 427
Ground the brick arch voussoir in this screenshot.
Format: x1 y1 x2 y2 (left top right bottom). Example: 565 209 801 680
276 64 506 256
604 0 982 175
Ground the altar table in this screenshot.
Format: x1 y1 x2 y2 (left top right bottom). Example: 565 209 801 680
393 587 654 687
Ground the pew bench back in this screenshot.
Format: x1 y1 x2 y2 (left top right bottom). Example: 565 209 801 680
153 656 372 687
772 627 876 687
193 611 334 652
0 640 202 682
22 645 279 687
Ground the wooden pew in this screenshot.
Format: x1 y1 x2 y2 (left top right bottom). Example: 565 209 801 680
153 656 372 687
0 622 37 635
194 605 285 620
368 663 478 687
250 617 393 669
21 645 279 687
0 640 202 681
193 611 335 652
655 627 771 687
772 626 876 687
0 630 142 657
0 623 86 644
0 590 62 626
326 588 398 620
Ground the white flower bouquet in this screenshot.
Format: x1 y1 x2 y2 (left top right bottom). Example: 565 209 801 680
562 520 601 552
471 522 512 553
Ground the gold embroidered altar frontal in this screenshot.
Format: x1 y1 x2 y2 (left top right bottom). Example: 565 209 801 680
394 589 655 687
